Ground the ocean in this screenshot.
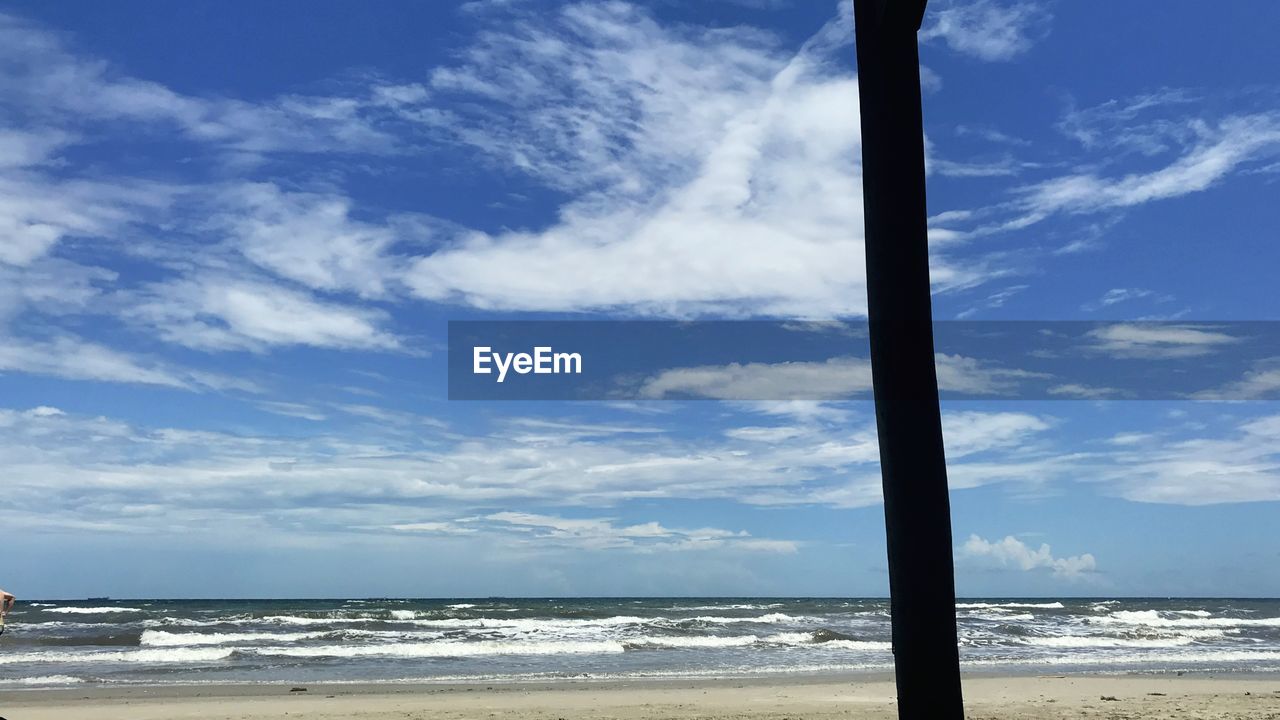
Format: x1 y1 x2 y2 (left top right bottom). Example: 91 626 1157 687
2 598 1279 688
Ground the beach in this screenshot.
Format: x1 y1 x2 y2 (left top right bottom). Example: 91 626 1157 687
2 675 1279 720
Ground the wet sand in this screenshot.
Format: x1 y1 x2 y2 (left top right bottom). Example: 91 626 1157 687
3 674 1279 719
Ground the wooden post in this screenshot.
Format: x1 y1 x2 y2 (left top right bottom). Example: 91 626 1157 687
852 1 965 717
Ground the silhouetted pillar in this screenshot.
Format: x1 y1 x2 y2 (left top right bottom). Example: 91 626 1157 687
852 1 965 718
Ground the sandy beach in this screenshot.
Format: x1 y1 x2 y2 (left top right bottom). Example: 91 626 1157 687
3 675 1279 720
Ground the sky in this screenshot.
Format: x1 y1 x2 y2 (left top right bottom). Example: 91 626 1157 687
2 0 1279 599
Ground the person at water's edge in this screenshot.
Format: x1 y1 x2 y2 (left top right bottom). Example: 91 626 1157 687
0 592 7 720
0 585 12 654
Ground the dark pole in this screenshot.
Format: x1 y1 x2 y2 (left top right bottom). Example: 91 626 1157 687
852 1 965 718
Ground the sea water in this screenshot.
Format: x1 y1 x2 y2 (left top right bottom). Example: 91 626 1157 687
2 598 1279 687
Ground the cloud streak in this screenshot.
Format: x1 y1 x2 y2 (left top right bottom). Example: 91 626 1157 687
920 1 1052 62
0 404 1061 537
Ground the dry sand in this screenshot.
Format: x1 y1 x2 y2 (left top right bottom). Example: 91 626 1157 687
3 674 1279 719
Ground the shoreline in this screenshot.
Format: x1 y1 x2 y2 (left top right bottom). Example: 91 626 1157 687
3 674 1279 720
7 666 1280 686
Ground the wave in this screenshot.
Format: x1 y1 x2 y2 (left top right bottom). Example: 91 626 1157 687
1022 635 1197 648
963 649 1280 667
21 621 119 629
0 675 86 685
822 639 893 651
142 616 249 628
668 604 783 611
760 632 890 650
128 610 822 633
1097 610 1280 628
243 632 893 659
0 647 234 665
140 630 329 647
625 635 760 649
681 613 799 624
250 640 627 658
150 612 414 627
43 607 143 614
133 612 674 633
811 628 860 643
969 612 1035 621
132 625 897 656
258 615 366 626
956 602 1065 610
408 615 654 630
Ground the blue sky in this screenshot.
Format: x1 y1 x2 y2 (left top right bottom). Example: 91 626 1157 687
2 0 1279 599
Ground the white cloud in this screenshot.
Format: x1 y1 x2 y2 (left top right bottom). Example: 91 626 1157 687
1046 383 1124 399
332 403 446 428
734 412 1055 507
955 284 1027 319
257 401 328 422
1056 90 1201 153
0 12 408 157
222 184 402 299
12 397 1280 539
954 125 1030 147
640 357 873 400
959 534 1097 578
0 171 175 267
1081 287 1173 312
1195 361 1280 401
920 1 1051 62
503 418 663 443
126 276 401 352
0 128 73 169
933 353 1048 395
0 334 239 390
0 180 411 358
481 511 797 553
638 354 1045 400
929 155 1023 178
945 455 1079 493
941 411 1050 458
398 3 983 317
0 15 436 377
1084 323 1240 359
1018 114 1280 221
1098 414 1280 505
386 521 477 535
724 425 808 443
0 2 1012 347
0 258 115 321
932 108 1280 249
1108 432 1154 446
1098 288 1153 306
0 404 1064 539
